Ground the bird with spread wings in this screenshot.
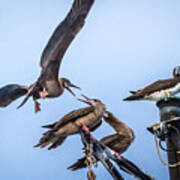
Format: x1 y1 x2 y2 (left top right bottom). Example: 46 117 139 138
0 0 94 113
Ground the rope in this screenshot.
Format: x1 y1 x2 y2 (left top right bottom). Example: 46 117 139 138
154 131 180 167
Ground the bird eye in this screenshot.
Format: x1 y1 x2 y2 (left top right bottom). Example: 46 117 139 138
93 99 99 102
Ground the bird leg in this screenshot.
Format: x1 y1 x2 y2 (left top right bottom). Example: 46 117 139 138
39 88 48 99
81 124 95 140
87 169 96 180
34 100 41 113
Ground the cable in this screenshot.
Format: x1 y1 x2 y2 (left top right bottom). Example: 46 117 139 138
154 131 180 167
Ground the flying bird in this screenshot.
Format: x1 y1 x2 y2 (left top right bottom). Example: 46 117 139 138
34 95 106 150
0 0 95 112
124 66 180 101
68 111 135 171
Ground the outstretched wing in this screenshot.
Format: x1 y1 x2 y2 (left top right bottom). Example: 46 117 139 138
40 0 95 80
0 84 28 107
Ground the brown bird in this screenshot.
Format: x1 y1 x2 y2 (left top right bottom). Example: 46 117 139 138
34 95 106 150
124 66 180 101
0 0 95 112
68 111 135 171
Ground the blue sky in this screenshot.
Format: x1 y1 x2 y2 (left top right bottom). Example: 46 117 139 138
1 0 180 179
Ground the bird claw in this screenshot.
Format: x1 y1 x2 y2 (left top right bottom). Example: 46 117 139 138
87 169 96 180
35 101 41 113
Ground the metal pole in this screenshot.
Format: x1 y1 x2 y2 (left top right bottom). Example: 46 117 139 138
156 97 180 180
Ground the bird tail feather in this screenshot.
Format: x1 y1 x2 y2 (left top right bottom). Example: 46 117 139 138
129 91 137 94
123 95 143 101
115 157 152 180
34 133 67 150
67 157 87 171
42 123 56 129
48 136 67 150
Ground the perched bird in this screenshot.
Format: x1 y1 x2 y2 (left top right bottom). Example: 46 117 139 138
34 95 106 150
0 0 95 112
68 111 135 171
76 124 152 180
124 66 180 101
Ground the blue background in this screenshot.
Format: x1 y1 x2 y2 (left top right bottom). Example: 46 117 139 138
1 0 180 179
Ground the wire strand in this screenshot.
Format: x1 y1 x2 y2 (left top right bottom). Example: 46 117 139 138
154 132 180 167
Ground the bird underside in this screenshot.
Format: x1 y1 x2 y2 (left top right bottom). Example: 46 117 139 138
17 78 61 113
17 81 46 113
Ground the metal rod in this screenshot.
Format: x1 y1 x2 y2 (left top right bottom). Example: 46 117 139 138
157 97 180 180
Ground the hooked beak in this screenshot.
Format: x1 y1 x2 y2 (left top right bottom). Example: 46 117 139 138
65 83 81 96
77 94 93 105
69 82 81 90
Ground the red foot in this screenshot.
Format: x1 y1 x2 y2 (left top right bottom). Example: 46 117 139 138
40 89 48 99
35 101 41 113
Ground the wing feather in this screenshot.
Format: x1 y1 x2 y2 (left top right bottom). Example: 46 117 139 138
40 0 95 79
0 84 28 107
42 106 95 130
137 78 180 96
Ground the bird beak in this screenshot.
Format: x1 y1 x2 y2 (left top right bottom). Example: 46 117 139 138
65 83 81 96
68 82 81 90
65 86 76 96
77 94 93 105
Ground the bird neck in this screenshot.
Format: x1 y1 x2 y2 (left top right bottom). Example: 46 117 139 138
104 114 133 136
58 78 64 88
94 103 106 117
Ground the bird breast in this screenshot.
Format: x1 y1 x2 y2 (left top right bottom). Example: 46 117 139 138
168 82 180 95
94 103 106 117
45 80 63 97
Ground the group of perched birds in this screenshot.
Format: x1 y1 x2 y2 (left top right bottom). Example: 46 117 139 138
1 0 180 179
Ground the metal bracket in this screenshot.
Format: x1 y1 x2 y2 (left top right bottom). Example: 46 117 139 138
147 118 180 141
147 118 180 167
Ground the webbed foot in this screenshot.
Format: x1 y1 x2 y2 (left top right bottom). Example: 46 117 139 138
35 101 41 113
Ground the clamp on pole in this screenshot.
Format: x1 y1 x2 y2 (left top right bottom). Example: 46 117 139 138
147 118 180 167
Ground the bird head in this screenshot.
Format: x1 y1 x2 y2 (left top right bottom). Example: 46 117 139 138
173 66 180 77
77 94 102 106
60 77 81 96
